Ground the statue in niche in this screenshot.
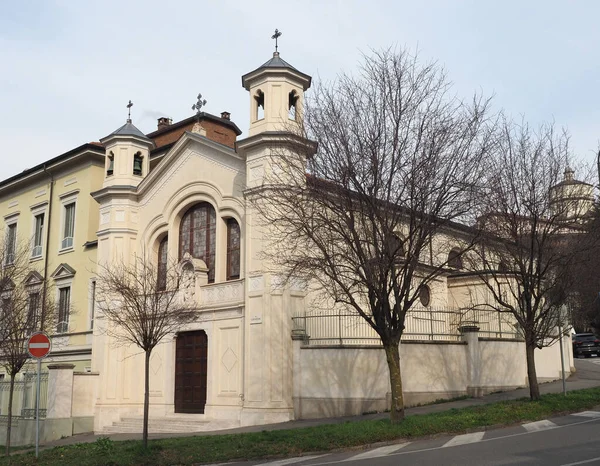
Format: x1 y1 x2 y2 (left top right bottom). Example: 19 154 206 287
181 260 196 304
179 253 209 305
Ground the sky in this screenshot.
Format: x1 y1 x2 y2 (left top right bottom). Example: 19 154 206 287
1 0 599 181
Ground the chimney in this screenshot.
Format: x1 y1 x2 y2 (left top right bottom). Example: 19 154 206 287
157 117 172 130
220 111 231 120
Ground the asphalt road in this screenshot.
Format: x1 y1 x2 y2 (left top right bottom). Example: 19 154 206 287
229 410 600 466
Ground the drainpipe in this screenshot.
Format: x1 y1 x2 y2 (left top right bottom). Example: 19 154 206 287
41 164 54 328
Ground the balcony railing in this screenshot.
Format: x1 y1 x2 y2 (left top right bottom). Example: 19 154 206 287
199 279 244 308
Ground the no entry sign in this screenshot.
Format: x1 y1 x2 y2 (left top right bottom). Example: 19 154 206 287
27 332 51 359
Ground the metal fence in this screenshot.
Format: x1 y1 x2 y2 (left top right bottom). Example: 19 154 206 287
292 307 520 347
0 371 48 420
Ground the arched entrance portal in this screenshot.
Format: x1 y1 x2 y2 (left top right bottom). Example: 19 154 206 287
175 330 208 413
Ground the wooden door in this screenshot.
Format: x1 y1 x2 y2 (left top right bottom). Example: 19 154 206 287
174 330 208 413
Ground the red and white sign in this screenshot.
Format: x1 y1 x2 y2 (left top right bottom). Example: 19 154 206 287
27 332 51 359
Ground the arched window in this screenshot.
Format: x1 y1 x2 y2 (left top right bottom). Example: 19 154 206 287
133 151 143 176
448 249 463 270
288 90 298 120
179 203 216 283
107 151 114 176
227 219 240 280
157 236 168 291
254 89 265 121
391 234 405 260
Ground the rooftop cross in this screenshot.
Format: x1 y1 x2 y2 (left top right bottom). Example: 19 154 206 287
126 100 133 123
271 29 282 52
192 93 207 115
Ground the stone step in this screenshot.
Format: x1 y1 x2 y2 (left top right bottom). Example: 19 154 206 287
101 417 239 434
118 418 211 426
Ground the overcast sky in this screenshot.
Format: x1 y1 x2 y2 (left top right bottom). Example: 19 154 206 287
1 0 599 181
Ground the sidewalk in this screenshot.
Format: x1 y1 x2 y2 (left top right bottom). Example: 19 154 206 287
41 359 600 450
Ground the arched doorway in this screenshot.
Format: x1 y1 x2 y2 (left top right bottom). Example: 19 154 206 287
174 330 208 413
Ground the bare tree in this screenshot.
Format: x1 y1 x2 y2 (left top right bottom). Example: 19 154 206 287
468 118 593 400
248 48 495 422
564 203 600 332
95 252 197 448
0 238 59 455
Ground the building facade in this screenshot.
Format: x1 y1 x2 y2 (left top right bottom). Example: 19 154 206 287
0 51 575 440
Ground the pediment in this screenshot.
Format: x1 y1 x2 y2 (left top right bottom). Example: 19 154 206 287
137 132 245 202
24 271 44 287
50 263 76 280
0 278 15 292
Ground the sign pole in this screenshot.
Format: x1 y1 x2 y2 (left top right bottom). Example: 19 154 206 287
26 331 51 459
35 358 41 458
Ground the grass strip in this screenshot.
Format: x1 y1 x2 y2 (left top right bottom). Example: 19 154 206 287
3 387 600 466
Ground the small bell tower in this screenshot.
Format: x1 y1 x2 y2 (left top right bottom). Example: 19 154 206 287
100 100 154 188
241 31 311 137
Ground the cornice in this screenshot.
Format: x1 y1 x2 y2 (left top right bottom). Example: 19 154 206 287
91 185 138 203
236 131 317 156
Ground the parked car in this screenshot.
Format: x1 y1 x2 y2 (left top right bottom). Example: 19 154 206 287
572 333 600 358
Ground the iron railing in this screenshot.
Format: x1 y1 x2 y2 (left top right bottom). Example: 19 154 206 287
292 307 520 346
0 371 48 419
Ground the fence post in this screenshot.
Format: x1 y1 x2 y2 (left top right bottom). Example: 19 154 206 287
45 364 75 442
460 324 482 397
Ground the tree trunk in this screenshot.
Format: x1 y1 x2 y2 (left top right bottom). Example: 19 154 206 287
5 375 15 456
383 342 404 423
143 350 151 449
525 342 540 400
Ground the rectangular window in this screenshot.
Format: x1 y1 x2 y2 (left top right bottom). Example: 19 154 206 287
6 223 16 265
27 292 40 332
57 287 70 333
62 203 75 250
2 297 11 313
32 213 44 258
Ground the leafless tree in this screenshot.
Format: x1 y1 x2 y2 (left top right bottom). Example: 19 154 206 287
95 252 197 448
0 239 59 455
565 203 600 332
247 48 495 422
467 118 594 400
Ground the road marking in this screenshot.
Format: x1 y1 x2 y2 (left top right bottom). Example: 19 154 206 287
571 411 600 418
561 456 600 465
522 420 557 432
345 443 410 461
305 416 600 466
257 455 328 465
442 432 484 447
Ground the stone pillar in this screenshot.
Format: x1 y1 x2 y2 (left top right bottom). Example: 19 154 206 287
44 364 75 441
460 325 482 397
291 328 308 419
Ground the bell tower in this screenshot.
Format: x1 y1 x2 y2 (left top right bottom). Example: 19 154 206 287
241 37 311 137
100 101 154 188
236 33 314 427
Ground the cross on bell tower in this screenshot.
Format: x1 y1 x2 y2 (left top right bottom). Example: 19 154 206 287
271 29 282 52
126 100 133 123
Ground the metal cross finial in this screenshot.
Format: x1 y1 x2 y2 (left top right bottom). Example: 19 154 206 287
126 100 133 122
192 93 207 115
271 29 282 52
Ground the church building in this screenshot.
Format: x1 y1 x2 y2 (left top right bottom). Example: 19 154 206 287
0 47 574 440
